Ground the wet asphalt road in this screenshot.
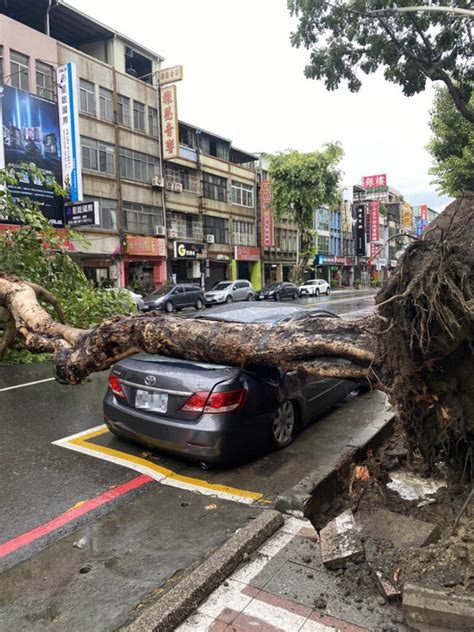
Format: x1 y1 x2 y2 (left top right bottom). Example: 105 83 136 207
0 289 377 627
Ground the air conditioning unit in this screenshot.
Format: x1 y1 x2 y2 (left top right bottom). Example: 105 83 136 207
206 234 215 244
153 225 166 237
168 229 178 239
151 176 164 188
171 182 183 193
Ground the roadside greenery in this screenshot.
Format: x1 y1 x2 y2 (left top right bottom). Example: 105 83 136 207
269 144 343 284
288 1 473 124
427 88 474 197
0 166 132 363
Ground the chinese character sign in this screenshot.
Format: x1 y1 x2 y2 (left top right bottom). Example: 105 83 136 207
355 205 366 256
56 63 82 202
159 65 183 86
420 204 428 221
362 173 387 190
369 201 380 243
160 85 179 160
370 242 379 260
402 203 413 229
260 180 274 248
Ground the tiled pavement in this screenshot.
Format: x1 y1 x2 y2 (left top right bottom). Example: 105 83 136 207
177 517 400 632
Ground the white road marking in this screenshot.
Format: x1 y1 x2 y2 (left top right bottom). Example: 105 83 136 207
0 377 55 392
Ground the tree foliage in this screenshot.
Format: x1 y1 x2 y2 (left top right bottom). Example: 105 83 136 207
0 167 132 362
427 88 474 197
288 1 474 123
269 144 343 282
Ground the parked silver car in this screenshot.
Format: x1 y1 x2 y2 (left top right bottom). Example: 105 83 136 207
204 279 255 305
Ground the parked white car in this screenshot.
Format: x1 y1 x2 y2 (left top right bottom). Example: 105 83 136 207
204 280 255 305
298 279 330 297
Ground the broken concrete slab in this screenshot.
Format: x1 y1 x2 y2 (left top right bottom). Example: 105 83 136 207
387 471 446 502
403 582 474 631
373 569 402 602
320 509 364 570
360 509 440 550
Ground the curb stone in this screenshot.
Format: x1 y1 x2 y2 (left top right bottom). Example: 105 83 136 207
122 510 283 632
403 583 474 631
274 394 396 520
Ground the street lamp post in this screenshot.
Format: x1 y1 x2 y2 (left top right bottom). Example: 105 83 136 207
368 6 474 19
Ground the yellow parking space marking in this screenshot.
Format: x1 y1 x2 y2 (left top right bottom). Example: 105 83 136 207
53 425 264 505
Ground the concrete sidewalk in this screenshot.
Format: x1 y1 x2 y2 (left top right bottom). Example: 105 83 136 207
178 515 405 632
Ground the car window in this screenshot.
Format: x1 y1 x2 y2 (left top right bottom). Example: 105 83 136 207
212 281 232 291
184 285 197 292
172 286 184 294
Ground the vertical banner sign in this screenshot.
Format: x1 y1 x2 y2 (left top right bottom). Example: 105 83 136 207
161 85 179 160
370 242 379 260
369 200 380 244
57 63 82 202
402 203 412 229
420 204 428 221
362 173 387 190
260 180 274 248
355 204 366 256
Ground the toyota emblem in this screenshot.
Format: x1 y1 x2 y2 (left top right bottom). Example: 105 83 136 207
144 375 156 386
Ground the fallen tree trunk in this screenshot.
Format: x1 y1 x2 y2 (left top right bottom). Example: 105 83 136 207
1 193 473 477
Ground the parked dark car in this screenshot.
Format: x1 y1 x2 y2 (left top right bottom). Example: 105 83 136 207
142 284 205 313
256 282 299 301
104 303 355 465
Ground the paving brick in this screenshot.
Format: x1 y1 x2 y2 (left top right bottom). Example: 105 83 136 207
319 510 364 570
360 509 440 550
373 569 402 602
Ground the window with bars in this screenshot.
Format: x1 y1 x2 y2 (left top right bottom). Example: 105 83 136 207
233 220 256 246
317 235 330 255
80 79 95 115
81 137 115 175
203 172 227 202
117 94 130 126
167 211 203 240
119 147 159 183
165 163 198 193
124 202 163 235
99 87 113 121
83 196 118 230
133 100 145 131
10 50 29 91
231 181 254 208
316 208 329 231
204 215 229 244
36 61 54 100
148 107 159 137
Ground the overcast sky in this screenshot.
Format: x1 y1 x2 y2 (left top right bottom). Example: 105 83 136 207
69 0 452 210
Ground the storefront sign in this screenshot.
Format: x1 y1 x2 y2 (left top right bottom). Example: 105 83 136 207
402 202 412 229
1 85 64 226
416 218 428 236
57 63 82 202
369 201 380 243
174 241 207 259
362 173 387 190
234 246 260 261
126 235 166 257
161 85 179 160
260 180 274 248
420 204 428 221
335 256 345 265
64 201 99 226
355 205 366 256
345 257 356 266
370 242 379 260
159 65 184 85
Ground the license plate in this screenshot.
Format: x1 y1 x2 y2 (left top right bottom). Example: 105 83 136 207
135 389 168 412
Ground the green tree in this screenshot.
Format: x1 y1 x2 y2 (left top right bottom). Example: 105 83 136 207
0 166 132 362
288 1 474 124
269 144 343 284
427 88 474 197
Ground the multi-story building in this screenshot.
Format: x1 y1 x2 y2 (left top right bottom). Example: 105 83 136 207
0 1 261 293
313 205 356 287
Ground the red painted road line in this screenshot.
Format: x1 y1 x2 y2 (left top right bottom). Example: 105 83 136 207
0 474 153 558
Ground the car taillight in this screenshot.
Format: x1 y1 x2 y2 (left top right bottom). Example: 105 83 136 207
108 373 125 397
180 388 247 414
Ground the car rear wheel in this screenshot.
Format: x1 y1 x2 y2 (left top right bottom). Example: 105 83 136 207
271 400 296 449
225 295 233 304
195 298 203 310
164 300 174 313
246 293 254 301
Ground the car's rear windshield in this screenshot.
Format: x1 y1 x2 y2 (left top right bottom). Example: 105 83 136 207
212 282 232 290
